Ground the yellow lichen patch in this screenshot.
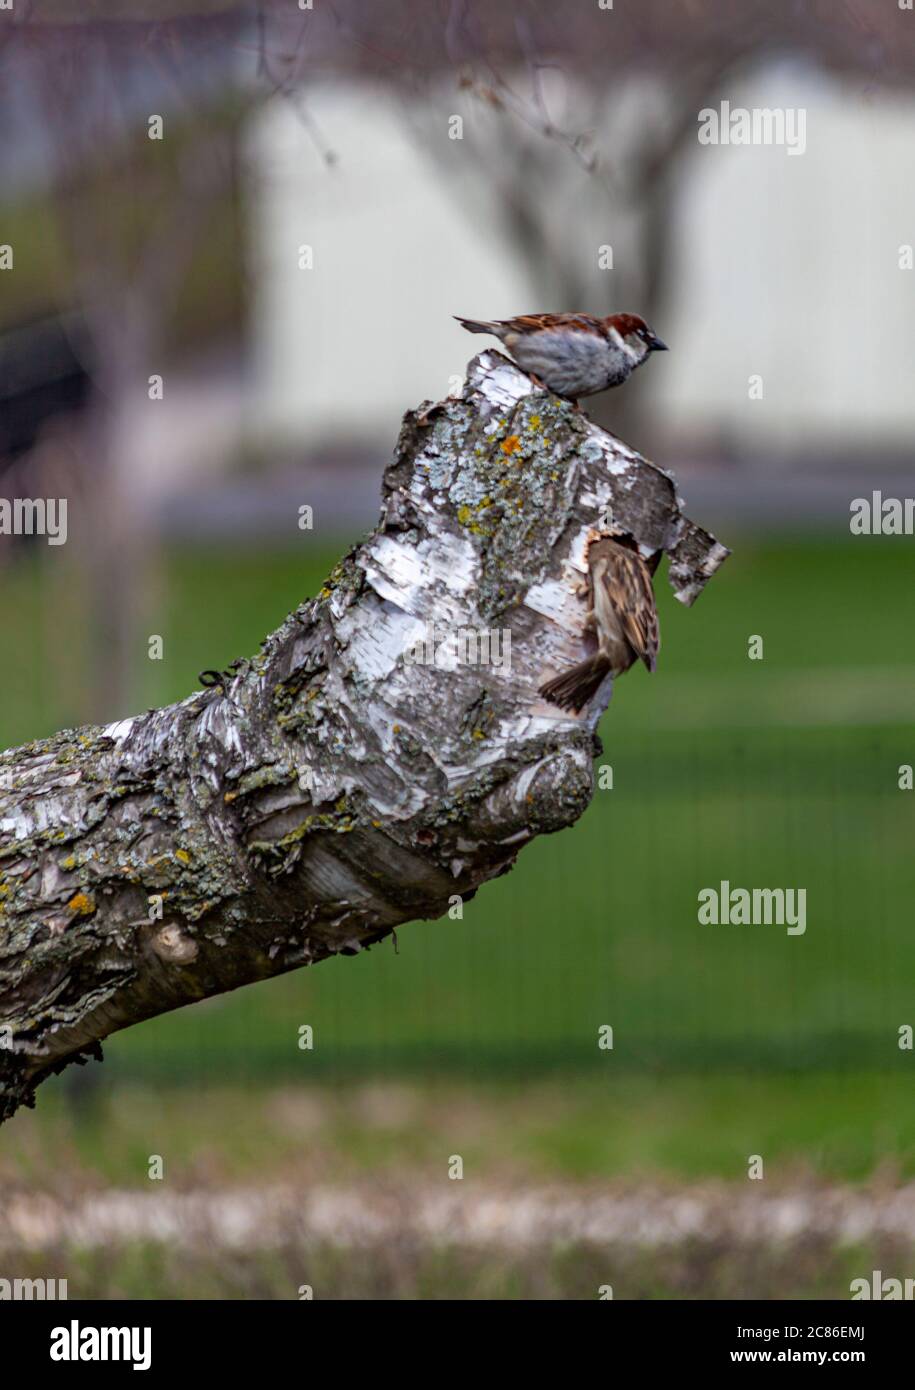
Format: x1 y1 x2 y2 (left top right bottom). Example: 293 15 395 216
60 855 77 871
529 415 541 430
223 791 238 803
500 435 521 455
67 891 96 917
457 504 472 526
174 850 191 864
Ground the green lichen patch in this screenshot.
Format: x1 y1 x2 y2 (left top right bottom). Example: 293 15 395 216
231 764 296 798
248 805 356 876
429 393 587 621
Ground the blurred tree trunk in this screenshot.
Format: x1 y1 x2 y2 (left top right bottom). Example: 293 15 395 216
0 353 728 1124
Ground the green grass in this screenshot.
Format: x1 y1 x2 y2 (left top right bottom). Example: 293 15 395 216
7 1074 915 1186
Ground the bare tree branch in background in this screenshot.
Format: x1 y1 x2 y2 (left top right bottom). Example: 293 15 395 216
1 13 248 722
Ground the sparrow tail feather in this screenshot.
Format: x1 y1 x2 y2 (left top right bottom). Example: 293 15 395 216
538 655 612 713
454 316 499 335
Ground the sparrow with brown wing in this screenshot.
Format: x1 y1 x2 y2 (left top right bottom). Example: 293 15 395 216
455 312 667 404
539 536 660 713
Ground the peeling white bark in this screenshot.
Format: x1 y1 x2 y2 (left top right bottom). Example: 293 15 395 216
0 353 728 1123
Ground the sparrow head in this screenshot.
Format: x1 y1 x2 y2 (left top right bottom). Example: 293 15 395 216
605 312 668 362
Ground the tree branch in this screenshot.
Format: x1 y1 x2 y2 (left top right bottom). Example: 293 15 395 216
0 353 728 1124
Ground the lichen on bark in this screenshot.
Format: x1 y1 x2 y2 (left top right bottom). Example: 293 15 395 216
0 352 728 1125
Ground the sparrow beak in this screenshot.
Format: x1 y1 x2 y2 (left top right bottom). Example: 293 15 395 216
648 334 668 352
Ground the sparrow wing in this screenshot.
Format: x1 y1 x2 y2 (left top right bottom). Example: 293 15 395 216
493 313 607 337
601 541 660 673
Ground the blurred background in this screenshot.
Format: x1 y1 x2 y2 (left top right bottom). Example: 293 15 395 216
1 0 914 1299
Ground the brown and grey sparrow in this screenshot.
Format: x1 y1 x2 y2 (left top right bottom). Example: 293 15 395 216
539 536 660 713
455 312 668 403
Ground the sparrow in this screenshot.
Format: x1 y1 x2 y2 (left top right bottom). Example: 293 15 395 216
455 312 668 404
539 536 660 713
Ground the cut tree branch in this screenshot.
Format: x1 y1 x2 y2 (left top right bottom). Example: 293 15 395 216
0 353 728 1124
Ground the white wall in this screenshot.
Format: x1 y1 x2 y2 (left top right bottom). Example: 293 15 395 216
659 66 915 453
244 84 538 451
